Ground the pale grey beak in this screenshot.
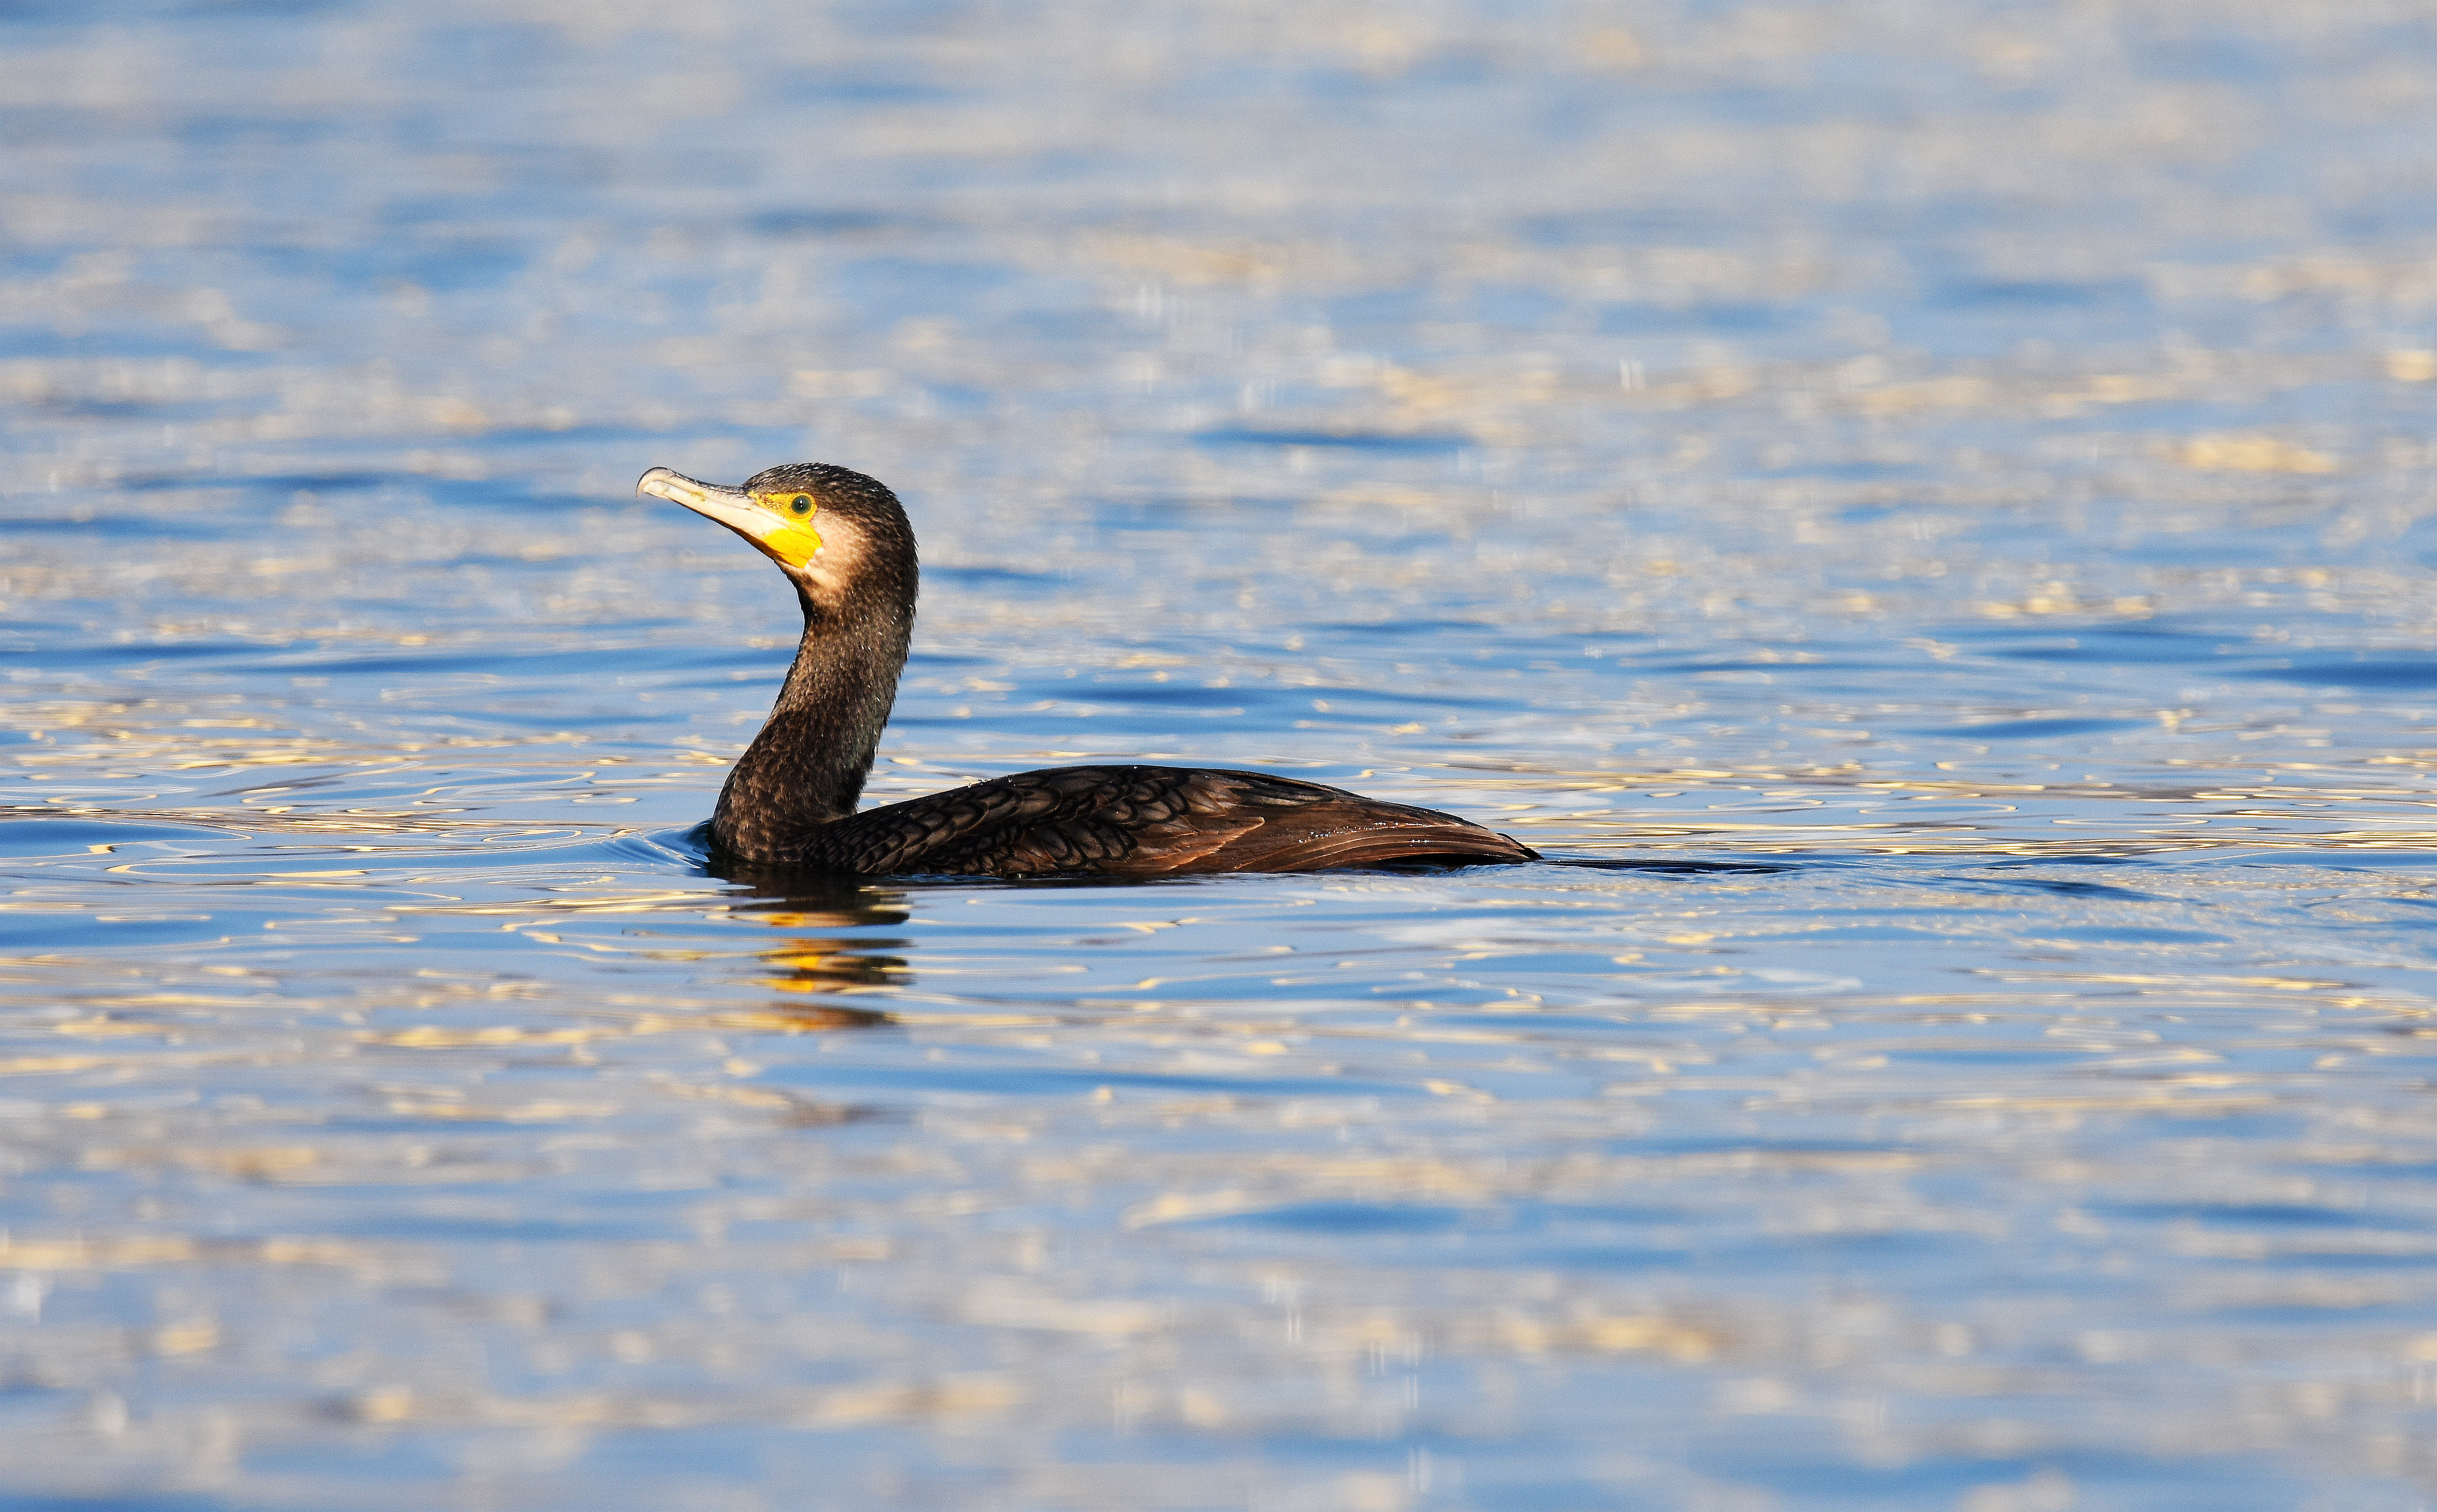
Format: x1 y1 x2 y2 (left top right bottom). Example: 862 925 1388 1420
638 466 763 536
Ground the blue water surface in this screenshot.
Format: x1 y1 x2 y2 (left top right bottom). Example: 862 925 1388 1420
6 2 2437 1508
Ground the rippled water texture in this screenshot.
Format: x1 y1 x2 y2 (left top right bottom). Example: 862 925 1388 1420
8 2 2437 1507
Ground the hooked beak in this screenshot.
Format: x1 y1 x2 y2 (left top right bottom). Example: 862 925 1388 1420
639 466 762 534
639 466 822 569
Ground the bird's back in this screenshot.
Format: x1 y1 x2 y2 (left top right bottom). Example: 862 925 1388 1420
755 765 1538 877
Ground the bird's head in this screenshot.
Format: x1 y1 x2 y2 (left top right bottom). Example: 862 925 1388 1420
639 461 916 615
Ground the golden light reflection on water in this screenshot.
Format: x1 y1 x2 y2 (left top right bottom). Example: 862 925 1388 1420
10 0 2437 1506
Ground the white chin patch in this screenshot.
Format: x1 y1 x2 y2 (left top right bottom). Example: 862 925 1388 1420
795 511 869 601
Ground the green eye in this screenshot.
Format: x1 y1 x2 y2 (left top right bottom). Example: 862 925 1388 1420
789 495 812 516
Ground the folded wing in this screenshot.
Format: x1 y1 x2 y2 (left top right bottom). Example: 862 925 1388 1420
773 765 1537 877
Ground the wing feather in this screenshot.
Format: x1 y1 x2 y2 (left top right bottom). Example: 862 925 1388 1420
762 766 1535 877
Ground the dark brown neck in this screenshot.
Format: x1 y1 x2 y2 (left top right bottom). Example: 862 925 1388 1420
711 581 913 863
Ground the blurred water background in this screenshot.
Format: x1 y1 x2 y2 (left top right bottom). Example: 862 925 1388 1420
7 1 2437 1507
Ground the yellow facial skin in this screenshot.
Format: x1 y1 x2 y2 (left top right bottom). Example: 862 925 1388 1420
747 490 825 568
636 468 824 569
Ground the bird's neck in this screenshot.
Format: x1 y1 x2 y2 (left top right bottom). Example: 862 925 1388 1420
712 588 910 859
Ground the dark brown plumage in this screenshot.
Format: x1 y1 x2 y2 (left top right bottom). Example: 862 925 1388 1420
638 461 1539 878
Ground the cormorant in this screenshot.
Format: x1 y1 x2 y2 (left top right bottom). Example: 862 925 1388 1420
639 462 1539 877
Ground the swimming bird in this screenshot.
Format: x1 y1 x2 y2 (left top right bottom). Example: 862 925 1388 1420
639 462 1539 877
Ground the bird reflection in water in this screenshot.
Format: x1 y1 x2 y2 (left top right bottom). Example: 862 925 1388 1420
721 871 910 1031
